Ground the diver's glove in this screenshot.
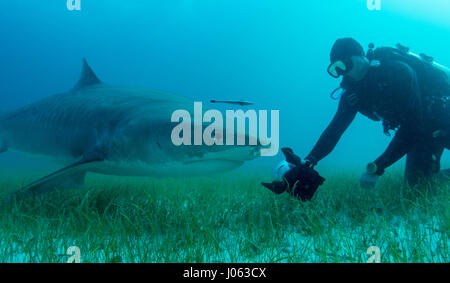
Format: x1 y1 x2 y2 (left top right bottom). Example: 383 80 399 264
360 162 382 189
262 148 325 201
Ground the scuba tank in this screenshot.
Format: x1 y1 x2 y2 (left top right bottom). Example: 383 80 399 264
391 43 450 81
431 60 450 81
366 43 450 98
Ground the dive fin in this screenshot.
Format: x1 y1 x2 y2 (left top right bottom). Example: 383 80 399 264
15 156 103 196
72 58 102 91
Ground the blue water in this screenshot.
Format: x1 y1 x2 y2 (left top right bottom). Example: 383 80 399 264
1 0 449 173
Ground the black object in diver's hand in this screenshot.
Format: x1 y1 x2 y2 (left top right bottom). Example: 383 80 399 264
210 100 254 106
261 181 286 195
261 147 325 201
281 147 302 166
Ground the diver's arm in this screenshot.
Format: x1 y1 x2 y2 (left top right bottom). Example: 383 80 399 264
306 93 358 165
371 127 414 174
371 61 425 174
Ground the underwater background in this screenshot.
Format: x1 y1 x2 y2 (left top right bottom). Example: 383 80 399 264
1 0 450 171
0 1 449 263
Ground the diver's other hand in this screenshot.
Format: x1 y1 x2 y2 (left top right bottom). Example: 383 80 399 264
360 162 383 189
360 171 379 189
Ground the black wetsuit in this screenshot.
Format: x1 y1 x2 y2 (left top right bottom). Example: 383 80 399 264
306 60 450 185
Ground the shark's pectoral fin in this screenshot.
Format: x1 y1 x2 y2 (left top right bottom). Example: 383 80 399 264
17 156 104 196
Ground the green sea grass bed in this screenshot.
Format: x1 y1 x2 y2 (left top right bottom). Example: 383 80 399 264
0 169 448 263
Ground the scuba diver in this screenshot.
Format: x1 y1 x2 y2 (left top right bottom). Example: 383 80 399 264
263 38 450 200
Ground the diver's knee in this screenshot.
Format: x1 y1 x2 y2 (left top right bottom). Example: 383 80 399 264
405 174 418 188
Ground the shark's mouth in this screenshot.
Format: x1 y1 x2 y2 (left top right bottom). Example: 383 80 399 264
182 146 261 165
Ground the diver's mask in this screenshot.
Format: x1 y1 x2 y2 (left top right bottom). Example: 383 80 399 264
327 57 354 78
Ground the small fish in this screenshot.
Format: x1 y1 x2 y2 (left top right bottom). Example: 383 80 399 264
210 100 254 106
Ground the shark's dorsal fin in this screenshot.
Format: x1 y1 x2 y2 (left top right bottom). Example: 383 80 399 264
72 58 102 91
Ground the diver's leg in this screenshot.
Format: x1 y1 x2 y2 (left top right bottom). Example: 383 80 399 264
432 110 450 180
404 142 443 187
440 168 450 179
430 95 450 178
437 131 450 179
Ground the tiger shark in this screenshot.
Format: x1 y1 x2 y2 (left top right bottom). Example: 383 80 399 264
0 59 260 195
